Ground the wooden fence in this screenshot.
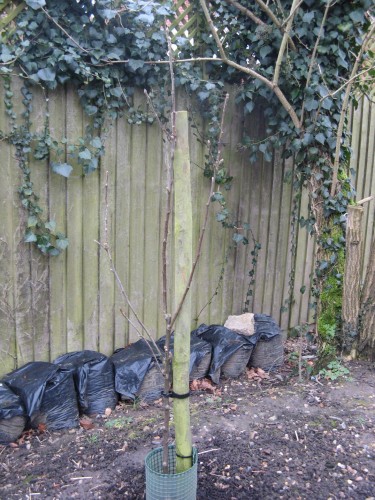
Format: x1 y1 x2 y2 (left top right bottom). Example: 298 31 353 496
0 80 374 376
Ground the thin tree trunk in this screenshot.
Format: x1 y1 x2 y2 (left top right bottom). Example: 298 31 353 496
173 111 193 473
342 205 363 356
359 233 375 360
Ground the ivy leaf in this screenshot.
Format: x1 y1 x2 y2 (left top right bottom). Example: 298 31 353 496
233 233 244 244
198 91 209 101
128 59 145 71
244 101 254 114
25 0 46 9
90 137 102 149
315 133 325 145
27 215 38 228
349 10 363 23
24 230 37 243
137 13 155 24
84 157 98 174
37 68 56 82
51 162 73 177
304 98 319 111
79 148 92 160
98 9 118 20
321 98 333 110
56 236 69 250
85 105 98 116
259 45 272 59
0 46 14 63
45 220 56 233
303 12 315 23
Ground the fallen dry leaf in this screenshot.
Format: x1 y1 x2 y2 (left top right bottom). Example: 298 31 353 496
190 378 219 394
247 367 270 381
80 417 95 430
38 423 47 433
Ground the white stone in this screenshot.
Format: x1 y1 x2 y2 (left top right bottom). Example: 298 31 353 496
224 313 255 336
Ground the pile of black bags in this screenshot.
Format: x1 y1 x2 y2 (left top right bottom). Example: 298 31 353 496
0 314 283 444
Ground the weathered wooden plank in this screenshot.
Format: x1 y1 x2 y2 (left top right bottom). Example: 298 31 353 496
82 116 99 352
65 86 84 353
271 152 290 326
188 113 211 327
226 92 247 317
279 158 295 332
0 78 17 374
9 78 35 367
289 186 310 327
143 120 163 338
113 116 132 349
98 119 116 355
48 86 68 361
359 99 374 279
127 90 146 342
29 87 50 362
209 92 239 322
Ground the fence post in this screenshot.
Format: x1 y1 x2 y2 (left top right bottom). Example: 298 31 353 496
342 205 363 356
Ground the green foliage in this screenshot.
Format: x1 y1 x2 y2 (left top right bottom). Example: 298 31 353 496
319 360 350 381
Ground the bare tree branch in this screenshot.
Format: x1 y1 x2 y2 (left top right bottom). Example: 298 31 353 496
253 0 297 51
273 0 300 86
225 0 266 26
198 0 301 129
300 0 332 124
331 22 375 197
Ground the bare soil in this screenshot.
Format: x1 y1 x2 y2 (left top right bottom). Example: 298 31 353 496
1 353 374 499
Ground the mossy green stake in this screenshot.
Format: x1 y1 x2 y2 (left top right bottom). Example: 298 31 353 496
173 111 193 473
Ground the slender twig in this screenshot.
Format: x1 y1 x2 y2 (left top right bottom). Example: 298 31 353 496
253 0 297 51
300 1 332 124
321 65 375 101
224 0 265 26
198 0 301 130
281 0 305 26
161 28 177 474
41 7 91 54
330 23 375 197
95 171 162 358
273 0 300 86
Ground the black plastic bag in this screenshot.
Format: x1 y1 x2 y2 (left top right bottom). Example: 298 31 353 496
0 382 26 443
254 314 281 340
156 334 212 380
110 339 162 401
192 325 254 384
54 350 117 415
3 362 79 430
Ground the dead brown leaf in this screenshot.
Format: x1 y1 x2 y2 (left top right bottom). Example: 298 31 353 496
80 417 95 430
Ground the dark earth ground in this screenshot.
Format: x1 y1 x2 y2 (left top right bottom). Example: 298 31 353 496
1 344 374 500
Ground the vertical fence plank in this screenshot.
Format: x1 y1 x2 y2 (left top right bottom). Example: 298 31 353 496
227 93 247 317
82 117 100 352
49 86 68 360
0 80 17 373
10 78 34 367
271 153 291 327
65 86 84 352
289 187 310 327
128 90 146 342
279 158 295 332
29 88 50 362
114 116 132 349
143 122 163 337
99 119 116 354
